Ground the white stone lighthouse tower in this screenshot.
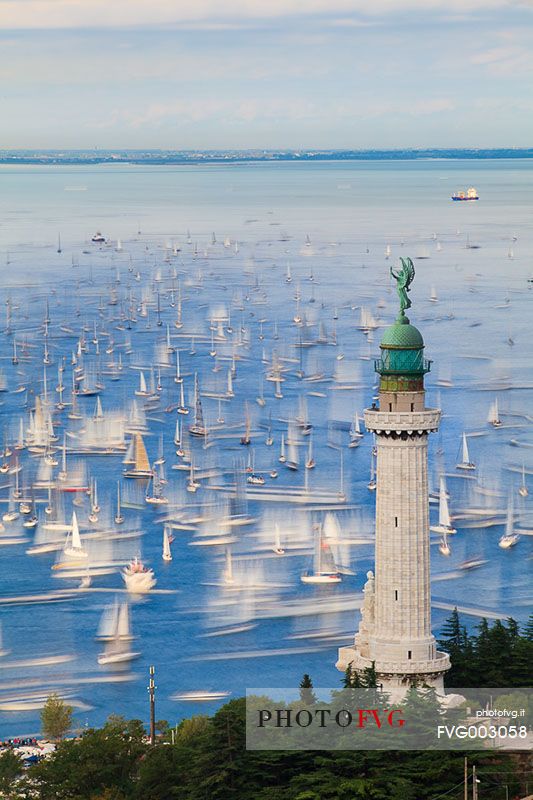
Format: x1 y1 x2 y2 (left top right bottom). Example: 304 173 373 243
337 258 450 693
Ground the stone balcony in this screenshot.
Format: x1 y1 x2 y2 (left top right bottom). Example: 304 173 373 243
364 408 440 434
337 646 450 675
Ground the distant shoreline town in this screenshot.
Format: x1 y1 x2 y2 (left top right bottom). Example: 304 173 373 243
1 148 532 165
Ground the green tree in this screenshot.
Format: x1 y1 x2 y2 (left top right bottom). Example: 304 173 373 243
40 693 73 742
29 716 146 800
438 608 474 686
523 614 533 641
342 662 361 688
299 674 317 705
0 749 23 798
361 661 378 688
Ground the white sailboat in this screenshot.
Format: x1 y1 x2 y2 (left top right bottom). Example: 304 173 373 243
62 512 88 561
145 465 168 505
305 435 315 469
286 427 299 471
189 374 207 436
162 525 173 561
438 534 451 556
272 523 285 555
487 398 502 427
499 496 520 549
177 380 189 415
349 412 364 447
0 622 9 657
430 286 438 303
223 547 234 585
367 449 377 490
518 464 528 498
174 350 183 384
430 476 457 534
456 432 476 471
115 481 125 524
301 524 342 584
97 601 140 665
135 371 150 397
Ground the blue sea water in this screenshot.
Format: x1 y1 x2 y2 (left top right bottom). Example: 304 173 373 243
0 159 531 737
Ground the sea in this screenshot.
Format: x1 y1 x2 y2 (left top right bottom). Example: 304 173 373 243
0 159 531 737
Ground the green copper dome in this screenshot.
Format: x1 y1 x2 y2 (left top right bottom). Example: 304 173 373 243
380 318 424 350
377 256 431 386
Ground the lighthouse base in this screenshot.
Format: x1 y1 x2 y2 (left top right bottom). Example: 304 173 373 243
336 646 450 700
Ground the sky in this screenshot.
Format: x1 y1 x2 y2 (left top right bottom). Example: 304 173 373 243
0 0 532 149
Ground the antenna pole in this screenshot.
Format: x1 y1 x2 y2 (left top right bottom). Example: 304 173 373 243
148 665 156 745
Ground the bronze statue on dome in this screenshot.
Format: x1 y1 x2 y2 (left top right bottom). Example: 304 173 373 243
390 257 415 319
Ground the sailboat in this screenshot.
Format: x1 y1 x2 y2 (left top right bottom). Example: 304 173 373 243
349 412 364 447
499 496 520 549
62 512 88 561
430 477 457 534
184 461 196 493
189 374 207 436
285 263 292 283
162 525 173 561
177 381 189 415
286 426 299 471
518 464 528 498
272 523 285 555
0 623 9 657
223 547 234 585
97 601 140 665
301 524 342 584
487 398 502 428
438 534 451 556
123 434 152 478
305 435 315 469
240 404 251 445
367 449 377 490
430 286 438 303
2 492 19 523
135 371 150 397
456 433 476 471
115 481 125 524
174 350 183 384
22 488 38 529
145 466 168 505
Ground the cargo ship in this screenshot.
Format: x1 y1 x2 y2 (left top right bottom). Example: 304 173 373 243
451 187 479 201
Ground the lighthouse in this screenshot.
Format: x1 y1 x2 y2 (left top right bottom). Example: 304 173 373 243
337 258 450 693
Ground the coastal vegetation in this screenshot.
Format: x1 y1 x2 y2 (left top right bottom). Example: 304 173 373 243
39 695 73 743
438 610 533 688
1 700 526 800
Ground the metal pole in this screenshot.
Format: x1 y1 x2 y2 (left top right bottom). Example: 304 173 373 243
148 665 156 745
504 786 508 800
464 757 468 800
472 765 477 800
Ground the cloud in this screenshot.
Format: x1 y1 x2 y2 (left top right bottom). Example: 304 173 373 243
470 43 533 73
0 0 528 30
89 94 456 132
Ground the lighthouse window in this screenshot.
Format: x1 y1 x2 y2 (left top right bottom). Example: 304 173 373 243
410 403 414 411
394 516 398 527
389 403 392 411
394 590 398 601
408 651 412 660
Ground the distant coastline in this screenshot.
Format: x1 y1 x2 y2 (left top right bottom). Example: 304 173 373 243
1 148 532 166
